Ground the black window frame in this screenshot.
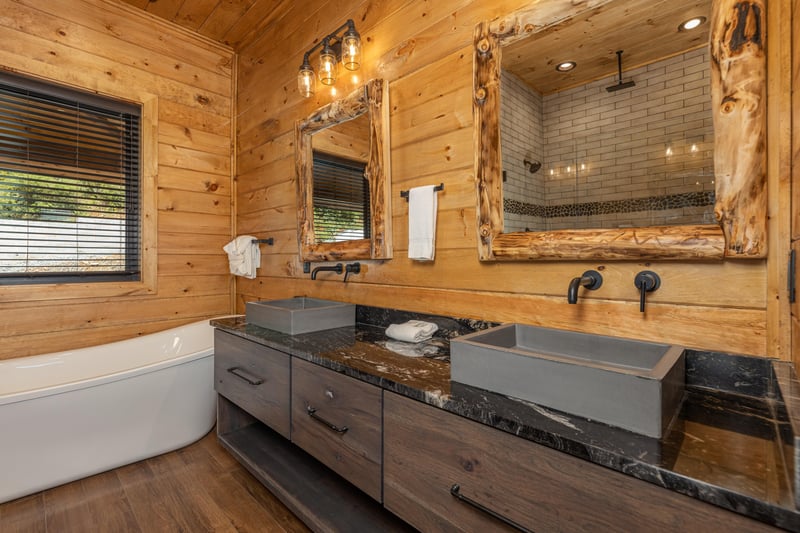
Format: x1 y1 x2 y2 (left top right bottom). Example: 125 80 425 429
0 72 141 285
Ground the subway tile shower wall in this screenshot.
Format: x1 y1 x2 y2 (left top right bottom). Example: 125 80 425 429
501 47 715 233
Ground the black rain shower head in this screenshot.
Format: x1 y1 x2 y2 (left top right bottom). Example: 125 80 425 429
606 80 636 92
606 50 636 92
523 159 541 173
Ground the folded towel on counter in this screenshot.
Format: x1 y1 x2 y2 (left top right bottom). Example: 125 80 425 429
408 185 438 261
223 235 260 279
385 320 439 343
382 340 440 358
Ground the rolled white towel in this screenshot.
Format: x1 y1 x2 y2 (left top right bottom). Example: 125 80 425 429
385 320 439 343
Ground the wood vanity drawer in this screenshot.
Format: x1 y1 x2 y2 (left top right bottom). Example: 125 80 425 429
383 392 775 533
214 330 290 439
291 358 382 502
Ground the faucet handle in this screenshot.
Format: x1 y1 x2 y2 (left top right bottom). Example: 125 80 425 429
343 262 361 283
634 271 661 313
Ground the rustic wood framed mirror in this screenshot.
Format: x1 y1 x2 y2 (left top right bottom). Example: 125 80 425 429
473 0 766 261
296 79 391 261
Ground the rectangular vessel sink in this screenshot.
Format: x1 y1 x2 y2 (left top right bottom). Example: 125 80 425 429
246 298 355 335
450 324 685 438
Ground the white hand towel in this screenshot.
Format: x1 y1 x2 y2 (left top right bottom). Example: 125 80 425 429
385 320 439 343
223 235 261 279
382 340 440 358
408 185 438 261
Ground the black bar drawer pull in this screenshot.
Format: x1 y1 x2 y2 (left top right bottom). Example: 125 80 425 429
450 484 533 533
227 366 264 386
307 406 349 434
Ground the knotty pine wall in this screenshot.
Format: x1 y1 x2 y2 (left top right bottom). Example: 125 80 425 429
0 0 234 359
237 0 792 360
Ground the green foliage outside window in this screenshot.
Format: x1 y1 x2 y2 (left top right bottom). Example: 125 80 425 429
313 205 366 242
0 169 125 221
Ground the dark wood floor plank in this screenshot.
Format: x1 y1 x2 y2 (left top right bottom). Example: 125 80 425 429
0 493 46 533
0 430 308 533
111 459 185 532
79 470 142 533
173 429 311 532
123 452 222 532
43 478 96 533
165 459 241 532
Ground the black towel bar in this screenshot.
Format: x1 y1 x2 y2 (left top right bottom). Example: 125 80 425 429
400 183 444 201
251 238 274 245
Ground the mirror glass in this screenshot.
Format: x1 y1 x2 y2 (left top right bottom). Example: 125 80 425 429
500 0 713 233
473 0 771 261
296 79 391 262
311 113 371 243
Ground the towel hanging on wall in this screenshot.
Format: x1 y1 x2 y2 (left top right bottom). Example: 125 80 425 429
223 235 261 279
408 185 438 261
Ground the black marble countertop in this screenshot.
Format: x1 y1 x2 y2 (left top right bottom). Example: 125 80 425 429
211 311 800 532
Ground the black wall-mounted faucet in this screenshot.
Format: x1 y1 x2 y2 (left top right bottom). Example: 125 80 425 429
310 263 343 280
634 271 661 312
567 270 603 304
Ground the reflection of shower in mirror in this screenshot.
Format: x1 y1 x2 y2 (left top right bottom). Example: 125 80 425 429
523 159 541 174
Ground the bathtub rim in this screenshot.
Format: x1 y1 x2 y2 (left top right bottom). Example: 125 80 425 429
0 318 225 406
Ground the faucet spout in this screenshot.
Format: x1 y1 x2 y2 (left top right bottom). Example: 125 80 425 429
567 270 603 304
567 277 583 304
310 263 343 280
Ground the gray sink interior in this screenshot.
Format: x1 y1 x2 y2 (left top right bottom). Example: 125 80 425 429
450 324 685 438
245 297 355 335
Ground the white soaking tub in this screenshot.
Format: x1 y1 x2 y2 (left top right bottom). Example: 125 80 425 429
0 319 217 503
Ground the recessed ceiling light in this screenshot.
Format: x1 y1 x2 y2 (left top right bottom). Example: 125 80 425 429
556 61 576 72
678 16 707 31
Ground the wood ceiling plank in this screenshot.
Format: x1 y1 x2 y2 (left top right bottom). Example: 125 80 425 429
144 0 185 21
120 0 150 9
503 0 711 94
223 0 292 49
198 0 258 43
173 0 222 31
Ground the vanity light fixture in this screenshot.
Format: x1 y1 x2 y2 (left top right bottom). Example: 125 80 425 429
555 61 577 72
678 16 707 31
297 19 362 98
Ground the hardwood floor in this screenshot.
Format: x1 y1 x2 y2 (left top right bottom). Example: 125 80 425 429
0 430 310 533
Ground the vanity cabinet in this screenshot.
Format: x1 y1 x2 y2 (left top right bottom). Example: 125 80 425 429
291 358 383 501
383 392 776 533
213 327 782 533
214 330 290 439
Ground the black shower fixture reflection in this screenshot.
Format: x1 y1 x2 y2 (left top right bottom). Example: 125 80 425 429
523 159 541 174
606 50 636 92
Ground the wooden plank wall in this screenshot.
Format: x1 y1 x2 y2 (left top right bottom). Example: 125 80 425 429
236 0 790 358
0 0 234 359
793 0 800 369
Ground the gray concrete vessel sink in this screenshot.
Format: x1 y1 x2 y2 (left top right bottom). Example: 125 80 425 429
245 297 355 335
450 324 685 437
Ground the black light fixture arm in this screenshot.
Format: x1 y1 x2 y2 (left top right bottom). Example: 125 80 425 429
301 19 358 60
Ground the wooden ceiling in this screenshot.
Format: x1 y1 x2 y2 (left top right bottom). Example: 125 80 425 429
119 0 710 88
503 0 711 95
118 0 286 49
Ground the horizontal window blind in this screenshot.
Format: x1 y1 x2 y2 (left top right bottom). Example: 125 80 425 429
0 72 141 283
312 151 370 243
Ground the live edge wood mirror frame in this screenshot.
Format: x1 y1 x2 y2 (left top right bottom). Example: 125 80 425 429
296 79 392 262
474 0 766 261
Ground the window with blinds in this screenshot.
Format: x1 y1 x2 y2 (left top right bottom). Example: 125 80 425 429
312 151 370 243
0 72 141 284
